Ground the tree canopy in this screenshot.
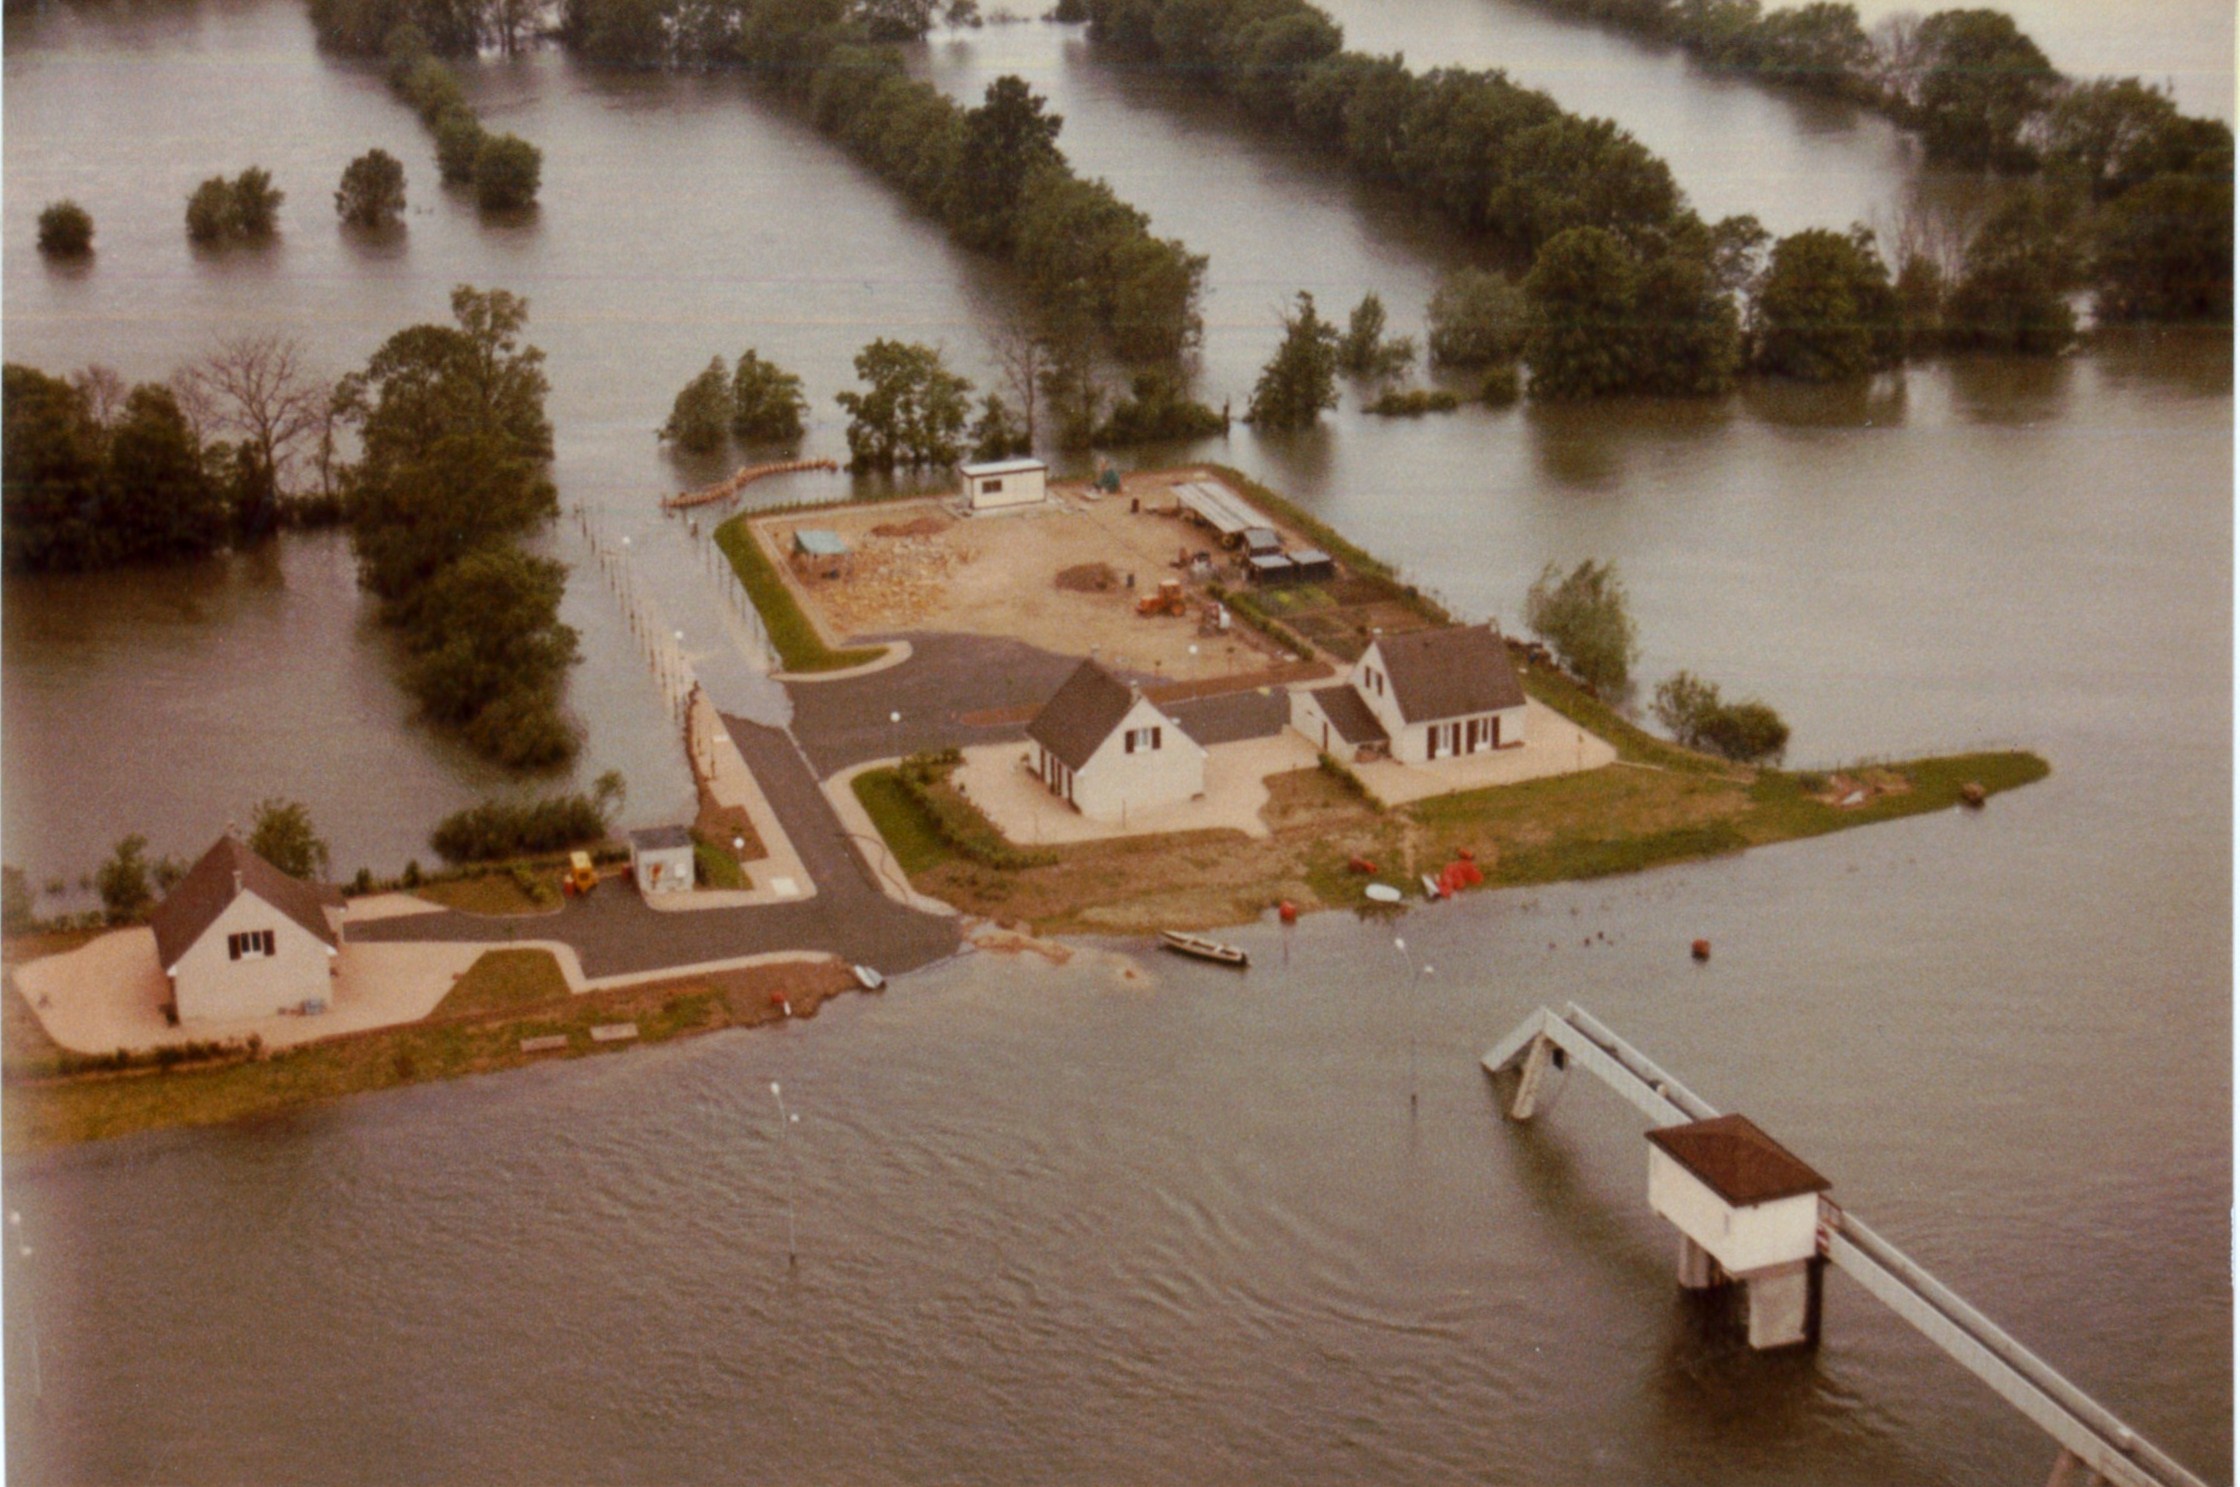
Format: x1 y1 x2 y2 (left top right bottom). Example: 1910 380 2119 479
835 340 973 470
1524 558 1637 698
1247 291 1340 429
732 351 808 444
37 201 93 257
248 799 332 880
1748 227 1902 381
662 357 733 454
340 287 576 769
336 149 408 227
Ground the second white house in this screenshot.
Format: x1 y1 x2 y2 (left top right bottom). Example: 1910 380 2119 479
1026 659 1207 822
1292 623 1528 765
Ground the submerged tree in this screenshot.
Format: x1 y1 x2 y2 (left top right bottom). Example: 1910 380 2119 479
835 339 972 471
1336 292 1417 381
473 134 542 211
1425 269 1525 370
1748 227 1903 381
731 350 808 444
1246 291 1340 430
1524 558 1638 698
336 149 408 227
662 356 733 454
37 200 94 258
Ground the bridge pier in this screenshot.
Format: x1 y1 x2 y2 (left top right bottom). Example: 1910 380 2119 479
2048 1448 2115 1487
1507 1033 1559 1120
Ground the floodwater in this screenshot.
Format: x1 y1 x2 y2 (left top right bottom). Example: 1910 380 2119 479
0 0 2229 1481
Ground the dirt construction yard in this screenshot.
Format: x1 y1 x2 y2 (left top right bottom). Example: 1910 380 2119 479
752 470 1304 684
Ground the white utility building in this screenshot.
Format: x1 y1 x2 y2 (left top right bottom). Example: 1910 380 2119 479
960 457 1048 511
629 826 697 896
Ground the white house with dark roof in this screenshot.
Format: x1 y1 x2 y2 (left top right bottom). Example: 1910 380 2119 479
148 835 346 1024
1293 623 1527 765
1026 659 1206 822
960 457 1048 511
1646 1113 1833 1350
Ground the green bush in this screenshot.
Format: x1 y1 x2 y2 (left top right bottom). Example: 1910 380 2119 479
430 772 625 864
894 750 1054 869
1365 387 1460 417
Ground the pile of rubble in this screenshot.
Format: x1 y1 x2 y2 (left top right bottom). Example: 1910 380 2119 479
821 534 971 630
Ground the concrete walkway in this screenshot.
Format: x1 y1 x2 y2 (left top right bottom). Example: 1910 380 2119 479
952 732 1320 845
1352 700 1617 804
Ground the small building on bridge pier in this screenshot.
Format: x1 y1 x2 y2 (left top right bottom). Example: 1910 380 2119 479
1646 1113 1832 1350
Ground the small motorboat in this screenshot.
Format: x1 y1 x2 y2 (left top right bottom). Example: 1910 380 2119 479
1158 930 1249 968
1422 874 1447 901
1364 883 1403 904
852 964 886 991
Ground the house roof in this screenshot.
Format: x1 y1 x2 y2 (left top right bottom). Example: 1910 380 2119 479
1028 659 1145 771
630 825 696 852
1240 526 1283 555
960 457 1047 478
148 835 343 972
1646 1114 1831 1207
1307 685 1389 747
1370 624 1526 724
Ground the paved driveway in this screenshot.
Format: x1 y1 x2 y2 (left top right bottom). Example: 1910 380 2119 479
353 717 959 980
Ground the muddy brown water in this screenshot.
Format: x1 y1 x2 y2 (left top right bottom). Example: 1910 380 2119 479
1 0 2229 1481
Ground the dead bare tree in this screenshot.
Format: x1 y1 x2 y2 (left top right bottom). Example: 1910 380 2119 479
175 334 329 496
69 364 129 427
986 308 1052 448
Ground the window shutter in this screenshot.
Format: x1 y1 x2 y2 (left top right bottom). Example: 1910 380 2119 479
1125 731 1135 754
1151 727 1161 750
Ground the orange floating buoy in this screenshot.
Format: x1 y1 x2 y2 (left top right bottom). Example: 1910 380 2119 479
1691 939 1711 962
1278 900 1298 924
1347 856 1377 875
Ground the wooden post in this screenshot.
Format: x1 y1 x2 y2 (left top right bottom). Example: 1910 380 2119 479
1509 1034 1556 1121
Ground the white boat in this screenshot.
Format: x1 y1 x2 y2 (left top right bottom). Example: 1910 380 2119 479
1364 883 1403 904
1158 930 1249 968
853 964 886 991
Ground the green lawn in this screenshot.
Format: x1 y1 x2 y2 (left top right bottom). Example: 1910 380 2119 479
851 768 956 876
431 949 572 1019
713 516 884 674
694 835 749 889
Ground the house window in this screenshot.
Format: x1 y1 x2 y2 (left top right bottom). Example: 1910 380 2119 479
980 478 1003 495
227 929 276 961
1124 726 1162 753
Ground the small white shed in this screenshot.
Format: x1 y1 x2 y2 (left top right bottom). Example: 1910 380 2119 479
960 457 1048 511
629 826 697 896
1646 1113 1832 1349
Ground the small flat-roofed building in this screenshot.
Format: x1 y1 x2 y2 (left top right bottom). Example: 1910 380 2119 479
790 528 852 580
1239 527 1284 558
1246 552 1296 584
629 826 697 896
960 457 1048 511
1291 684 1391 761
1027 658 1206 822
1647 1113 1833 1349
1289 547 1335 583
149 835 346 1024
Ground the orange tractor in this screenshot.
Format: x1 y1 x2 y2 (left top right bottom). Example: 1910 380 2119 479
1135 578 1188 617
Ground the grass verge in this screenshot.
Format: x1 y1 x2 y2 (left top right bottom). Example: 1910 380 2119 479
432 949 572 1018
714 515 884 674
693 834 750 889
3 957 857 1154
852 767 959 876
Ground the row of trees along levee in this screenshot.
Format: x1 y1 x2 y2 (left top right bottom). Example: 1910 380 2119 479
308 0 1212 443
336 285 581 769
1079 0 2232 397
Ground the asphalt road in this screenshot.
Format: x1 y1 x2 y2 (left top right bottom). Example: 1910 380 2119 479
351 716 959 980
